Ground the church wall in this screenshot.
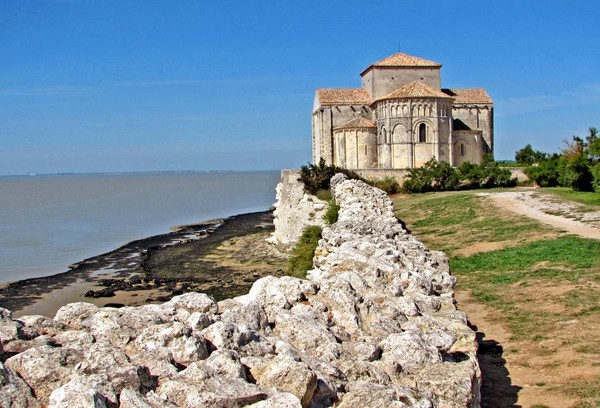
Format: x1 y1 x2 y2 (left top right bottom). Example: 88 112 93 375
313 105 372 165
452 130 483 165
436 115 451 164
359 130 378 169
312 108 333 164
333 131 346 168
361 67 441 100
333 129 377 170
452 105 493 155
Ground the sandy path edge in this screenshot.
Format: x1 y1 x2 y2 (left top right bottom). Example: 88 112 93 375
482 191 600 240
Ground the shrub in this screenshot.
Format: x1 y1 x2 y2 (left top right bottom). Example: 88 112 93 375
524 154 561 187
476 158 516 188
402 158 515 193
288 225 322 278
323 200 340 224
592 163 600 190
299 159 362 195
315 189 332 201
368 176 401 194
561 155 595 192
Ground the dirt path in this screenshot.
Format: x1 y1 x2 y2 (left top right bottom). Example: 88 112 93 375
480 190 600 240
463 190 600 407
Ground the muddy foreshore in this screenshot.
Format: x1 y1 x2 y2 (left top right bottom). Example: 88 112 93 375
0 210 289 317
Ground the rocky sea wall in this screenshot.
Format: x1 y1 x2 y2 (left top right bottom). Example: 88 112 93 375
266 170 327 250
0 173 479 407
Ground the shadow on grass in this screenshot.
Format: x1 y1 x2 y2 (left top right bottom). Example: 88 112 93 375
469 322 522 408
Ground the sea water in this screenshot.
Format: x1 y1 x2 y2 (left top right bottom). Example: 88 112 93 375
0 171 281 284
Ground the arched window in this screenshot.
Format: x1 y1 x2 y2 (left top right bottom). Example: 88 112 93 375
460 143 466 156
418 123 427 143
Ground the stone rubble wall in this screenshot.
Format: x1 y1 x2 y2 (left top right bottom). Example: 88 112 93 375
0 174 480 408
266 169 327 251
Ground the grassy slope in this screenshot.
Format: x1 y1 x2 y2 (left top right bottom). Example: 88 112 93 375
393 189 600 408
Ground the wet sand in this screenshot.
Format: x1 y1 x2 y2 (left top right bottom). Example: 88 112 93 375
0 211 288 318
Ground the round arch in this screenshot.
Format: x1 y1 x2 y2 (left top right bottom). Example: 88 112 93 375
413 120 434 143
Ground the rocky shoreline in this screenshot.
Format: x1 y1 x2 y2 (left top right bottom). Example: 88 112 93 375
0 174 479 407
0 211 286 317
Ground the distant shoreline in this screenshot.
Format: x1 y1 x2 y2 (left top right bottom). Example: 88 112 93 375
0 210 279 318
0 169 281 178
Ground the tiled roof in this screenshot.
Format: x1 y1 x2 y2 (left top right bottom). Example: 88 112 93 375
374 81 453 103
442 88 492 104
316 88 371 105
333 116 377 131
361 52 441 75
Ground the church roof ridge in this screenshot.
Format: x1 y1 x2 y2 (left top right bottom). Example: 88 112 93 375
442 88 493 104
315 88 371 105
333 116 377 131
361 52 441 76
373 81 453 103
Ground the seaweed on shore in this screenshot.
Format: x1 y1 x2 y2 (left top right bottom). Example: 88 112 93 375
0 211 287 315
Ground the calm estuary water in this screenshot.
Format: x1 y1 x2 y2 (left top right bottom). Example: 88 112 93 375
0 171 281 284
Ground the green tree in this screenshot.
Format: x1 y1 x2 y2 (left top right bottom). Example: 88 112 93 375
524 154 561 187
515 144 547 165
559 136 594 192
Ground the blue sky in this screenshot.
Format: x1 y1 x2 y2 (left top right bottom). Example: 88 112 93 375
1 0 599 174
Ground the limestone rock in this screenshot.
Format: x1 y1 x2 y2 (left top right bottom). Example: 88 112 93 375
54 302 99 329
164 292 218 314
267 170 327 250
379 331 442 375
129 321 208 366
246 392 302 408
337 381 433 408
255 357 317 408
204 348 246 379
48 375 118 408
156 362 267 407
76 342 154 394
0 361 40 408
4 345 82 404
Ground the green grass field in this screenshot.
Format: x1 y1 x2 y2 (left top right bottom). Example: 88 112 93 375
393 188 600 407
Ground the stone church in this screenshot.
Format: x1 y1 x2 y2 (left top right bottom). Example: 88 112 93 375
312 52 493 169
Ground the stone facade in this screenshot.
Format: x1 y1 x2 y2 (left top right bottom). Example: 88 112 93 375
313 53 493 169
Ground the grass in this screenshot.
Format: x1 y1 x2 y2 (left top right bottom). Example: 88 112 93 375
452 236 600 277
392 188 600 406
543 187 600 207
394 191 553 254
561 376 600 408
323 199 340 225
287 225 322 279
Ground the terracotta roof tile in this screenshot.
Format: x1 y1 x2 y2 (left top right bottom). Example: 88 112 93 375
333 116 377 131
372 52 441 67
374 81 452 103
442 88 492 104
316 88 371 105
361 53 441 75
